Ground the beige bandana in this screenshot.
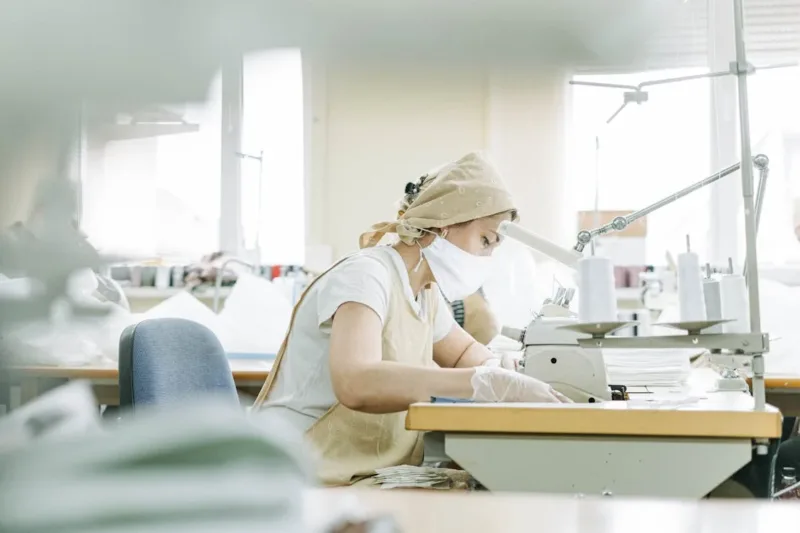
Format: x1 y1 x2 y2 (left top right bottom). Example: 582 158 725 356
358 152 517 249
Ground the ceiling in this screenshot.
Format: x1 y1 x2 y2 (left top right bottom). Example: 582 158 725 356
0 0 700 106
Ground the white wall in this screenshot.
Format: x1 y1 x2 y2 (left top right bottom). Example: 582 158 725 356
486 69 572 246
306 60 572 259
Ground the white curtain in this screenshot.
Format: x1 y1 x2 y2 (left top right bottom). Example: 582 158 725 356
745 66 800 265
80 77 222 261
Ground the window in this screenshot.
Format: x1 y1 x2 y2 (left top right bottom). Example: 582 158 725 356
81 78 222 261
80 49 307 266
570 68 712 264
744 66 800 266
241 48 306 266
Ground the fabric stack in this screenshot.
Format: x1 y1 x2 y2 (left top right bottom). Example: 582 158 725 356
603 348 701 387
373 466 481 491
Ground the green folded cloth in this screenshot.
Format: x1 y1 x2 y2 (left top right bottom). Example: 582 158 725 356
0 399 312 533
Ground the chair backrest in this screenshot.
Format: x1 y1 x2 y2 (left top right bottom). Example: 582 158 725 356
119 318 238 410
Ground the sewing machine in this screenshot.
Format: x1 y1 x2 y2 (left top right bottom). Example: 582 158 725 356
503 289 618 403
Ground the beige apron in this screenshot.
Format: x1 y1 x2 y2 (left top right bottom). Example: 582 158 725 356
253 251 438 486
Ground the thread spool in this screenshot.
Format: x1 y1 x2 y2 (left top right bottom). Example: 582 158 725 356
702 277 723 333
577 256 617 323
635 308 653 337
677 250 707 322
720 274 750 334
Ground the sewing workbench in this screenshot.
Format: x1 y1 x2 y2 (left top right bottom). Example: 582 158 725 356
407 368 782 498
0 359 271 412
748 373 800 417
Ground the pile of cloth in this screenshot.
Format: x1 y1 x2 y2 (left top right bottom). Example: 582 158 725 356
372 465 483 491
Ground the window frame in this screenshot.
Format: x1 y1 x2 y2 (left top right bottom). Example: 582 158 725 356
570 1 800 268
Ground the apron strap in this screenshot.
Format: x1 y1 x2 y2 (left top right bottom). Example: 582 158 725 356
251 254 355 409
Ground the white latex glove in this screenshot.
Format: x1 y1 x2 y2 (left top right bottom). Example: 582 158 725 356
481 352 519 371
470 366 572 403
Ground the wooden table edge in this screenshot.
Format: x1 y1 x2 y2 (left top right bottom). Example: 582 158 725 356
745 375 800 391
4 364 270 382
406 403 782 439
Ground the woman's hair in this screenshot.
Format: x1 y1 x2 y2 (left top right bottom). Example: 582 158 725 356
398 174 518 224
398 174 432 215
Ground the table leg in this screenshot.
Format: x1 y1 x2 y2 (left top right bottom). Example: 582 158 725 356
0 379 9 415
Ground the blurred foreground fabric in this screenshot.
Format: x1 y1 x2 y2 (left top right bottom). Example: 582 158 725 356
0 393 315 532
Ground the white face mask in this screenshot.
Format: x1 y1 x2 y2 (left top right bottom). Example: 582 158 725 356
421 236 494 302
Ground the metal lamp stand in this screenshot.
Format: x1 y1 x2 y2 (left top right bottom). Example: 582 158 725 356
571 0 775 416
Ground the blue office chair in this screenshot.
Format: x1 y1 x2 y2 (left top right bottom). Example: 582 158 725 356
118 318 239 411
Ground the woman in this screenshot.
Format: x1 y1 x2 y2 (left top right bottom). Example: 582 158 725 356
254 152 569 486
449 289 501 346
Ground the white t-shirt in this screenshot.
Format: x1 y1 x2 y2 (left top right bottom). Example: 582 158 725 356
259 246 455 434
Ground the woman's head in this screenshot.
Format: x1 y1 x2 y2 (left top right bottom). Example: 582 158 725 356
359 152 517 302
400 176 515 258
360 151 518 250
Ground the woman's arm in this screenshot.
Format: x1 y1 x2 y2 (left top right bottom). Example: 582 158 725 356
433 325 496 369
329 302 476 414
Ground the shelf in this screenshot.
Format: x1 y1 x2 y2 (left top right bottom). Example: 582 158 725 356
122 286 231 300
99 122 200 141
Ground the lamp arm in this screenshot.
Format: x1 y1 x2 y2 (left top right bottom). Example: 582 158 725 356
573 154 770 253
743 155 770 279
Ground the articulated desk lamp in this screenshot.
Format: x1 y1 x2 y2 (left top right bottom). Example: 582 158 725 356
497 152 770 403
495 3 777 450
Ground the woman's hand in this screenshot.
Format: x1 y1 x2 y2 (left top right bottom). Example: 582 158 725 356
481 352 520 371
470 366 572 403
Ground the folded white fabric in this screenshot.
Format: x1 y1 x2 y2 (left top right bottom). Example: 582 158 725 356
604 348 700 387
373 465 478 490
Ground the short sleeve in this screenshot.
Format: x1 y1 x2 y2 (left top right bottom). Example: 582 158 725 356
316 255 392 327
432 289 456 342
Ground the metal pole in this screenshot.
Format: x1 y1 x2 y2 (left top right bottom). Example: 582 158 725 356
220 57 244 257
733 0 765 412
743 155 770 280
752 156 770 232
256 150 264 269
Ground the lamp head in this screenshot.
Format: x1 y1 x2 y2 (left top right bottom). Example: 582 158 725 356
498 221 583 269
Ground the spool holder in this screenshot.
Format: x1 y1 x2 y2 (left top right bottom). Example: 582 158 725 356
560 321 637 338
655 319 733 336
576 332 769 355
574 317 767 353
563 319 768 354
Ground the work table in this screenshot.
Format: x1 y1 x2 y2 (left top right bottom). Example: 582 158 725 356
408 368 782 439
0 359 272 412
407 400 781 439
405 368 782 498
309 488 800 533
